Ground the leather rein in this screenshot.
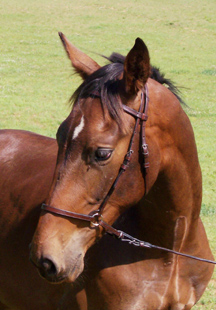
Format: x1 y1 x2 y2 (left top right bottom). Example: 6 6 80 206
41 85 216 265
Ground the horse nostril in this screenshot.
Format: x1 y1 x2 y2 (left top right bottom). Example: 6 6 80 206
41 257 57 277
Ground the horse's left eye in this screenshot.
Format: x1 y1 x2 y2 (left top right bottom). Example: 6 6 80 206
95 148 113 161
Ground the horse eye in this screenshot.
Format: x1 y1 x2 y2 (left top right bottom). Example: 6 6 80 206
95 148 113 161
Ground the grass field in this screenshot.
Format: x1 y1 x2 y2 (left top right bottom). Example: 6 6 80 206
1 0 215 308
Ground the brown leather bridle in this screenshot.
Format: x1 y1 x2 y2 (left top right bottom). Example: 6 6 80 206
41 85 216 265
42 85 149 230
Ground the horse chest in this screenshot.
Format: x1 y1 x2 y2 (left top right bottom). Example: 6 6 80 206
84 237 196 310
87 261 195 310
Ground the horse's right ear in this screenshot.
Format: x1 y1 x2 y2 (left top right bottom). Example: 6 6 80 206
124 38 150 95
59 32 101 79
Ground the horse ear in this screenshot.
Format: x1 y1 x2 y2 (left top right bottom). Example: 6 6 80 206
124 38 150 95
58 32 101 79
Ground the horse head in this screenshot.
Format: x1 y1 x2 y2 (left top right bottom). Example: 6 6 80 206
30 33 156 283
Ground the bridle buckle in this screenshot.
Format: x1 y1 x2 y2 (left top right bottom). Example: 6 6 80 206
89 211 103 228
142 143 149 156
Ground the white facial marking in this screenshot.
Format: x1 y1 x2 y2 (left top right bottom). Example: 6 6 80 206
72 115 85 140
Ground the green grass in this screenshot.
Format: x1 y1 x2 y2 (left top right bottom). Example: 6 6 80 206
0 0 215 308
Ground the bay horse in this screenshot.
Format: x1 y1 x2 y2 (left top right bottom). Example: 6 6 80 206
0 34 214 309
0 130 81 309
28 33 214 310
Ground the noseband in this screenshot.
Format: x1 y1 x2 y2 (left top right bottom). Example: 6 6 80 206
41 85 216 265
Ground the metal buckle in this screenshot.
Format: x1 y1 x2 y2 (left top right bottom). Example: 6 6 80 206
142 144 149 156
125 150 134 161
89 211 103 228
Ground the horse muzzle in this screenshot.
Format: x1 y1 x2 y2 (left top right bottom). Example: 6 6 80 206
29 243 84 283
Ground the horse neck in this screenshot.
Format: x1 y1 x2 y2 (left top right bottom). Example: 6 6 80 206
131 80 203 246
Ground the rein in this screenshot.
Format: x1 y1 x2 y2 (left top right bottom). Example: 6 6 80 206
41 85 216 265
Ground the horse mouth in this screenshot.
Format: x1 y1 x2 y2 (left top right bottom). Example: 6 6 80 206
39 266 67 283
67 254 84 282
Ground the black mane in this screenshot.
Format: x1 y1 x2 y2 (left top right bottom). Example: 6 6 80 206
71 52 184 126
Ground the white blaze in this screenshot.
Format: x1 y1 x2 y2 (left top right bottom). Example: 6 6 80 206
72 115 85 140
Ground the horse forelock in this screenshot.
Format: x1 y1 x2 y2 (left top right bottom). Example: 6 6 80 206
71 61 125 127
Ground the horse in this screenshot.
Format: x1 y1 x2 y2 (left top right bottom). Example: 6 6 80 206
0 40 177 310
29 33 214 310
0 130 87 309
